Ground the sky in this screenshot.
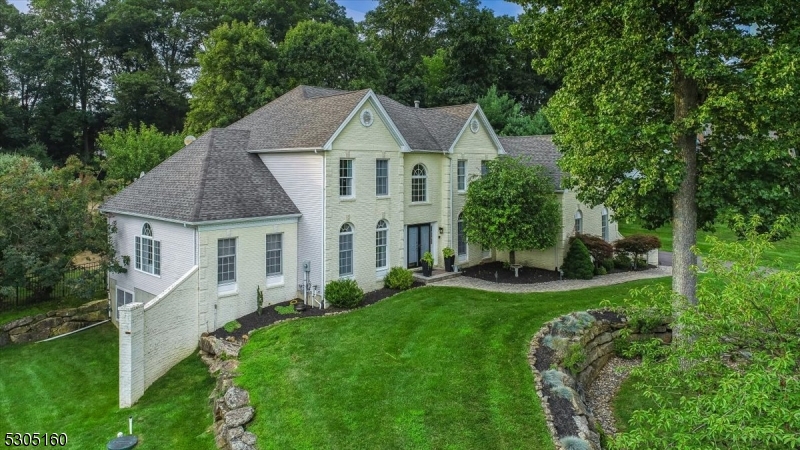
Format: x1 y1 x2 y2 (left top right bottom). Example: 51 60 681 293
8 0 525 20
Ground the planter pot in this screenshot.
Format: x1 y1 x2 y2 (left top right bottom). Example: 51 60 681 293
444 256 455 272
421 261 433 277
294 302 308 312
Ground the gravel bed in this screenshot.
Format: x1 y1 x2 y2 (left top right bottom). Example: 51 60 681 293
584 356 640 436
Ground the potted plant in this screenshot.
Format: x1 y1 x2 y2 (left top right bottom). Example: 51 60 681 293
442 247 455 272
421 251 434 277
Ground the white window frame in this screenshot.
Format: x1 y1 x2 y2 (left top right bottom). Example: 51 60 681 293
135 223 160 277
217 238 237 294
376 159 389 197
376 220 388 272
339 159 354 198
457 160 467 191
457 212 467 260
411 164 427 203
116 287 134 319
339 223 354 277
266 233 283 287
601 208 609 241
574 210 583 234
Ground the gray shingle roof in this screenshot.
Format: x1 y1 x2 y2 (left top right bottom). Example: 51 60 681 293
100 128 300 222
499 135 565 189
227 85 370 151
377 95 477 151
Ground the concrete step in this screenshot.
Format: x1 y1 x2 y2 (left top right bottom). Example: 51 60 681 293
412 269 462 285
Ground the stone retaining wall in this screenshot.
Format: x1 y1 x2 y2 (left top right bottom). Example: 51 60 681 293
0 299 108 347
528 310 671 450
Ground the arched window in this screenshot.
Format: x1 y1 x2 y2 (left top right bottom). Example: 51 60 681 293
376 220 388 269
411 164 427 202
457 213 467 257
601 208 609 241
574 210 583 234
136 222 160 275
339 223 354 276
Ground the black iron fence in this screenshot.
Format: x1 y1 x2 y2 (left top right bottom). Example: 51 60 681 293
0 262 106 309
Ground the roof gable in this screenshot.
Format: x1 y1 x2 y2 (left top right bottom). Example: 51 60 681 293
324 92 409 151
446 105 505 154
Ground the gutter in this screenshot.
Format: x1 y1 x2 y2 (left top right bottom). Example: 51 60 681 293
98 210 302 227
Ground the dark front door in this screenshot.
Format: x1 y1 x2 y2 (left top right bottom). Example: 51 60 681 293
407 224 431 268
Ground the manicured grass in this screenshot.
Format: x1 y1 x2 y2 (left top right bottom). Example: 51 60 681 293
0 296 98 327
612 374 654 434
618 221 800 269
237 279 671 450
0 323 215 449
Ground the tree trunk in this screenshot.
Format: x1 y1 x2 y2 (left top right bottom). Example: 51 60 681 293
672 69 699 343
509 250 516 265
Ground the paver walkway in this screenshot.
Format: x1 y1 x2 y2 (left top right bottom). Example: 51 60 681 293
429 266 672 293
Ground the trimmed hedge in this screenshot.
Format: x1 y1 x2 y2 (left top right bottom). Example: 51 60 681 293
384 266 414 290
325 279 364 308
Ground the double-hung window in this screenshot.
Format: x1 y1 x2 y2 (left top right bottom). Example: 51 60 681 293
217 238 236 285
340 159 353 197
266 234 282 276
574 210 583 234
376 220 388 270
601 208 609 241
339 223 354 277
376 159 389 196
135 223 160 276
411 164 427 202
457 160 467 191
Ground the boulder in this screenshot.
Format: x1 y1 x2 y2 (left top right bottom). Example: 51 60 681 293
200 335 241 358
225 407 254 428
51 321 85 336
72 311 106 322
229 440 255 450
226 426 244 442
2 316 33 332
30 317 63 332
77 299 107 314
224 387 250 410
241 432 257 446
11 329 50 344
0 331 9 347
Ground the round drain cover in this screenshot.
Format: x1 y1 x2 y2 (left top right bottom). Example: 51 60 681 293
107 435 138 450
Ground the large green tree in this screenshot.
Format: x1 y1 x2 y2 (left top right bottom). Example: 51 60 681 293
462 156 560 264
478 85 552 136
279 20 383 91
97 123 184 184
514 0 800 306
184 21 280 134
218 0 354 43
0 155 115 301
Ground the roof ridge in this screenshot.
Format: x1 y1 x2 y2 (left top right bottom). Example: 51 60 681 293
191 129 218 221
424 103 477 110
301 85 369 100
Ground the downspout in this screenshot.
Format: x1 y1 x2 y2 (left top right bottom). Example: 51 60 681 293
321 151 327 309
446 154 454 252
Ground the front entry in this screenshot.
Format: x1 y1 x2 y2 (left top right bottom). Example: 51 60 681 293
407 224 432 268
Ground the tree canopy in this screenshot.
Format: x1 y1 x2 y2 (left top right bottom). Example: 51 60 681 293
462 156 560 264
97 123 184 183
514 0 800 305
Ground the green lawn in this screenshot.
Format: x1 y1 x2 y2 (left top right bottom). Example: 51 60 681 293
237 279 670 450
0 323 215 449
618 221 800 269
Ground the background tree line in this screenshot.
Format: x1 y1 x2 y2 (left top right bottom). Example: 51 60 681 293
0 0 558 169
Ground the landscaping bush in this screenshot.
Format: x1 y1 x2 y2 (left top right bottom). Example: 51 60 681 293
601 258 614 272
562 238 594 279
594 265 607 276
614 234 661 266
325 278 364 308
574 233 614 267
613 253 632 269
384 266 414 290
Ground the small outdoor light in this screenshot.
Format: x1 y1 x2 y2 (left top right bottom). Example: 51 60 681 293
438 227 444 235
558 268 564 281
494 271 499 283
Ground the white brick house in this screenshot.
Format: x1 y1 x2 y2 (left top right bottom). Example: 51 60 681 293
100 86 617 406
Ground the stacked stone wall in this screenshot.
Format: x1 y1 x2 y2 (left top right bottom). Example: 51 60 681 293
0 299 107 347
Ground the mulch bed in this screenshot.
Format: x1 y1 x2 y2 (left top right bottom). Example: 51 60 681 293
460 260 655 285
212 281 424 340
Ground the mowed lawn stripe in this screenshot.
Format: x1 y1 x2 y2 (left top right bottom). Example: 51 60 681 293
0 323 215 449
238 280 669 450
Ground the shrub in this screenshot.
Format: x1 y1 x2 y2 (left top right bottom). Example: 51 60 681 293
601 258 614 272
274 305 298 315
613 253 632 269
442 247 455 258
594 265 607 276
563 343 586 373
325 278 364 308
223 320 241 333
562 238 594 279
614 234 661 265
384 266 414 290
560 436 591 450
574 233 614 267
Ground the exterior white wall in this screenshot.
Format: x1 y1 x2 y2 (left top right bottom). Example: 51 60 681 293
325 99 405 293
108 214 196 323
197 219 299 331
119 266 199 407
261 153 324 296
449 116 501 268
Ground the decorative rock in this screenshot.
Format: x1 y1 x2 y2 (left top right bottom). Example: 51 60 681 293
51 321 85 336
229 440 255 450
11 329 50 344
225 406 254 428
241 432 257 446
227 426 244 441
224 387 250 410
0 299 108 348
3 316 33 332
200 335 241 358
0 332 8 347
